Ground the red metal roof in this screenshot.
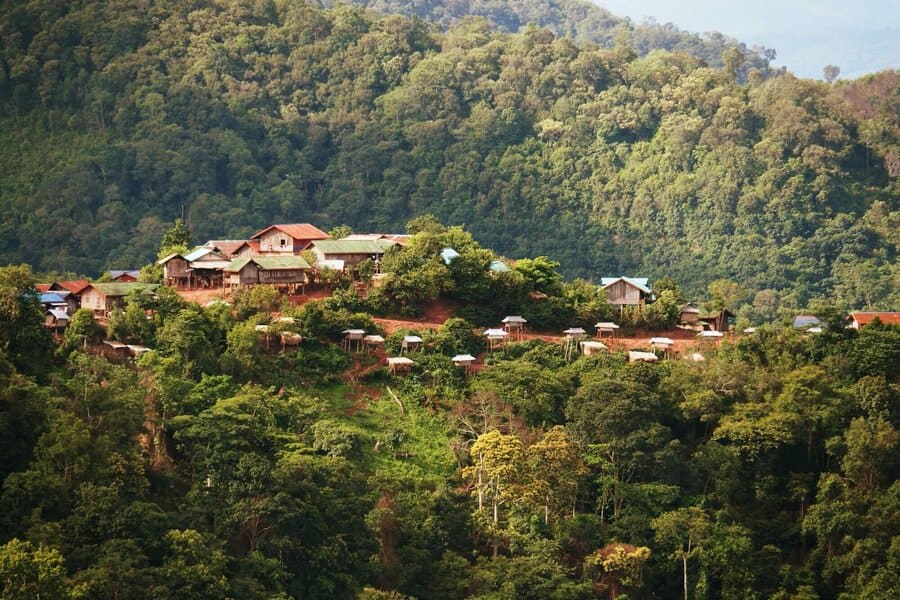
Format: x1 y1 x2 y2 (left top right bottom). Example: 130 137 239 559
56 279 90 294
250 224 329 241
850 312 900 326
35 284 51 292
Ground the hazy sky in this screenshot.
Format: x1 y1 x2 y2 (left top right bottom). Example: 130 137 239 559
594 0 899 79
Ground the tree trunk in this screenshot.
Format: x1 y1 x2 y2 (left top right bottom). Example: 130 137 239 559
682 555 689 600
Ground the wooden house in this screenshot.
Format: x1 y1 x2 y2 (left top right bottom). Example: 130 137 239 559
250 223 329 255
184 247 229 288
601 277 653 308
49 280 89 312
680 303 701 324
80 282 159 318
700 309 735 332
308 239 397 273
223 256 311 292
847 312 900 330
45 309 70 330
158 253 191 288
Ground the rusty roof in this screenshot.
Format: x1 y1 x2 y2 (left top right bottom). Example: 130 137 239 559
250 223 329 241
849 312 900 326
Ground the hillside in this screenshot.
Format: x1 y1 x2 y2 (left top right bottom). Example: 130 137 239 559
0 0 897 307
2 252 900 598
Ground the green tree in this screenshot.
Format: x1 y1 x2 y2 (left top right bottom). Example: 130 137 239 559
0 538 69 600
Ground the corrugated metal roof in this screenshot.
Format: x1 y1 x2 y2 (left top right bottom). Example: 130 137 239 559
793 315 822 328
87 282 159 297
203 240 247 257
312 239 395 255
48 309 69 320
601 277 652 294
250 224 329 241
849 312 900 326
224 256 311 272
56 280 90 294
40 293 66 304
184 247 225 262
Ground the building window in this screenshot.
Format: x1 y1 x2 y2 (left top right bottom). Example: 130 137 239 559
280 238 286 247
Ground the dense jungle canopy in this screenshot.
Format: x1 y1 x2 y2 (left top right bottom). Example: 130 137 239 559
0 0 897 304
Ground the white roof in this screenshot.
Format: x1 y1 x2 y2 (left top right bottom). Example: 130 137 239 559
254 324 269 333
403 335 423 343
501 315 527 324
685 352 706 362
563 327 587 335
483 328 508 337
697 330 724 338
48 309 69 320
807 326 823 334
452 354 477 363
127 345 152 355
743 327 757 333
363 335 385 343
190 260 231 270
649 337 675 346
580 341 608 350
387 357 415 366
628 350 659 363
343 329 366 335
595 322 620 329
102 340 129 349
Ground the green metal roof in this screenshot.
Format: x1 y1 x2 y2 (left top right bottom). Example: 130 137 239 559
89 282 160 296
225 256 311 271
313 239 395 255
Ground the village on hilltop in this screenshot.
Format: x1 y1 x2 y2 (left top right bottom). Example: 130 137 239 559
33 222 900 366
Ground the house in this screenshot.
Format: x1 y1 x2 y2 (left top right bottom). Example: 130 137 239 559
223 256 311 292
183 247 230 288
45 308 70 330
308 239 397 273
201 240 248 258
489 260 511 274
700 309 735 332
250 224 329 255
158 253 191 288
680 303 701 324
50 280 90 312
231 240 261 258
80 282 159 318
601 277 653 308
847 312 900 330
107 270 140 282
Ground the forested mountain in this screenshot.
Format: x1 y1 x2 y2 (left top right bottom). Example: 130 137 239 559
0 0 897 307
325 0 777 74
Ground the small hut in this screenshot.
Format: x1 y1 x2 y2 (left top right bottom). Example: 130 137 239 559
649 337 675 358
127 345 152 357
483 328 509 352
363 334 385 353
452 354 477 376
343 329 366 351
562 327 587 360
628 350 659 363
45 309 70 331
102 340 130 359
580 340 608 356
401 335 423 353
696 330 724 346
387 356 415 375
280 331 302 350
595 322 620 339
501 316 527 340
